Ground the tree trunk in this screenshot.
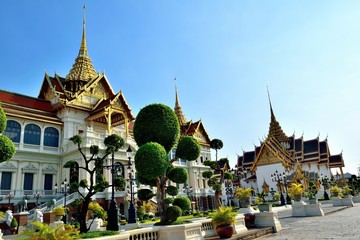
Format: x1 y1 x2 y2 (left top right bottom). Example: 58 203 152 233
157 177 167 222
79 198 91 233
214 190 222 209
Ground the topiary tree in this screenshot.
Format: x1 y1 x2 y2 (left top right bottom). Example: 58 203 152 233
0 105 16 162
165 205 182 223
202 138 232 209
65 134 126 233
133 103 201 223
172 196 191 212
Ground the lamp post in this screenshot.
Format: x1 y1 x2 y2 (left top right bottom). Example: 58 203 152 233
106 149 120 231
320 174 330 200
126 146 136 224
6 192 13 204
55 178 68 224
271 170 286 206
34 192 41 206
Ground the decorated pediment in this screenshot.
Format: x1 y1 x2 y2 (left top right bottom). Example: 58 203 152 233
22 163 38 172
42 165 57 173
256 147 282 167
0 162 16 170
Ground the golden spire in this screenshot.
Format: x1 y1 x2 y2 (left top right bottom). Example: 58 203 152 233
267 87 288 143
174 78 187 126
66 5 97 82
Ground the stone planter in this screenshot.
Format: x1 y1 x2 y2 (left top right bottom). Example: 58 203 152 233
258 204 272 212
239 197 251 208
308 198 318 204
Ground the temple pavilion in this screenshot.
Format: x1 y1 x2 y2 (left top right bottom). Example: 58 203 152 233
235 98 345 198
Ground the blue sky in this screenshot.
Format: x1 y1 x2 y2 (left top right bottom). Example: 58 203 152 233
1 1 359 175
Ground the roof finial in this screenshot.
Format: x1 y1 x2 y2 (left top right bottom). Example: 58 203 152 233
79 4 88 57
174 78 187 126
267 86 275 121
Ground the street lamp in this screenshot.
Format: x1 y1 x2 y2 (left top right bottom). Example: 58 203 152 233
126 146 136 224
106 148 120 231
34 192 41 206
271 170 286 206
55 178 68 224
6 192 13 204
320 174 330 200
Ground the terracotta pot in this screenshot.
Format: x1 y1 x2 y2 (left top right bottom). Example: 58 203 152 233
216 225 234 238
10 228 17 235
244 213 256 228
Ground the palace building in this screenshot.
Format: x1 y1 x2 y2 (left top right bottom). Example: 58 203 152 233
0 9 216 215
235 98 345 198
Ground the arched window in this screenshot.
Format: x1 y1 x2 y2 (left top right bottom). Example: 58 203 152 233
4 120 21 143
24 124 41 145
44 127 59 147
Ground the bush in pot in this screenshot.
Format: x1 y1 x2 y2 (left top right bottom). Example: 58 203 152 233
211 206 237 238
234 187 253 208
288 183 304 201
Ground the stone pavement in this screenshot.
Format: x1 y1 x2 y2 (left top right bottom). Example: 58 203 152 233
259 203 359 240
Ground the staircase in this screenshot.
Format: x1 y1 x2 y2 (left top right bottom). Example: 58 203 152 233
28 192 80 221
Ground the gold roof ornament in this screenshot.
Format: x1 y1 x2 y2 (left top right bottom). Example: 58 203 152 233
267 88 288 144
174 81 187 126
66 5 97 82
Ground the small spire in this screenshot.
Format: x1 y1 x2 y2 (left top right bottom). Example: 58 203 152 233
66 5 97 82
174 78 187 126
267 87 288 143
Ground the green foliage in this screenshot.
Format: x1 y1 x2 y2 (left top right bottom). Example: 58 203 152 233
79 230 118 239
69 182 79 192
203 160 218 170
207 177 217 187
88 202 107 219
211 206 236 226
234 188 253 198
138 175 157 187
307 181 318 199
10 217 18 228
23 220 79 239
176 136 201 161
69 135 82 145
133 103 180 153
135 142 169 179
89 145 99 155
113 177 126 191
219 158 229 164
52 206 66 216
94 175 109 192
212 184 222 191
224 171 233 180
166 186 179 196
0 135 16 162
63 160 78 169
172 196 191 211
104 134 125 153
0 106 6 133
79 179 88 188
165 205 182 222
164 197 174 204
210 139 223 150
202 171 214 179
138 189 155 201
167 168 188 184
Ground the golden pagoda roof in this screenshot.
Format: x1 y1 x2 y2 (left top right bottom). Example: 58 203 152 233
174 85 187 126
267 90 288 143
66 5 97 82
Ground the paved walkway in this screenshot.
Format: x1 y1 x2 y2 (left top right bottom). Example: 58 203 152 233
260 203 360 240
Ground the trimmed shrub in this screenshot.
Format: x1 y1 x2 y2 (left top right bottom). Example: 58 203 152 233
138 189 154 201
135 142 169 179
166 186 179 196
173 196 191 211
176 136 201 161
165 205 182 222
167 168 188 184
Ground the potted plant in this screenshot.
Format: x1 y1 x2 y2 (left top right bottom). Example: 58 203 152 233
342 185 352 197
52 206 66 221
257 191 272 212
234 187 252 208
211 206 237 238
330 186 342 197
288 183 304 201
307 181 318 204
10 217 18 234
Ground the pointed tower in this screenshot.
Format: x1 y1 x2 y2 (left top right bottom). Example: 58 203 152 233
65 5 97 92
267 90 289 145
174 85 187 126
